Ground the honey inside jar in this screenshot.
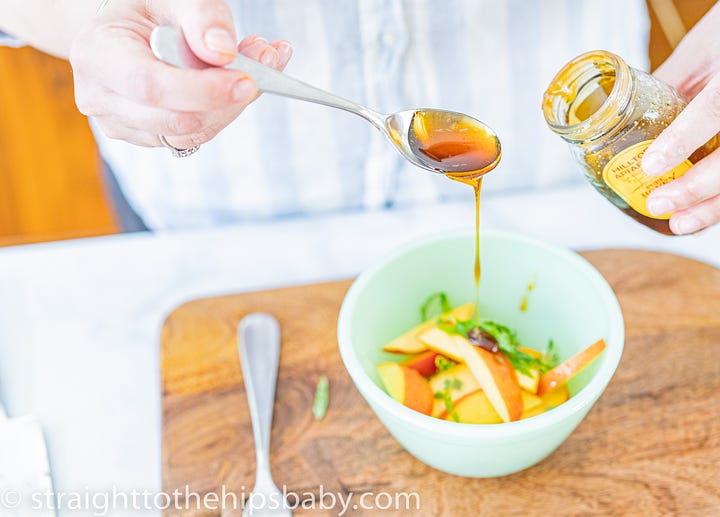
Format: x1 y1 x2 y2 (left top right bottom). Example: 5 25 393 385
408 110 501 323
567 74 615 125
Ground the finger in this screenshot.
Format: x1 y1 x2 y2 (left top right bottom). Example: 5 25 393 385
150 0 238 66
271 40 293 70
93 117 161 147
238 34 265 51
647 148 720 216
102 103 206 137
76 85 206 135
161 130 220 150
73 30 257 111
239 38 280 68
669 194 720 234
83 89 247 139
642 73 720 176
654 3 720 98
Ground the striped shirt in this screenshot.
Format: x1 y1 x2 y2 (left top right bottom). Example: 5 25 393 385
32 1 655 229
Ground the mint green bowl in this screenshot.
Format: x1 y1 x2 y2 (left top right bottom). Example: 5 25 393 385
337 230 624 477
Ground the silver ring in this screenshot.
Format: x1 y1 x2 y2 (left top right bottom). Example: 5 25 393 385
96 0 111 14
158 135 200 158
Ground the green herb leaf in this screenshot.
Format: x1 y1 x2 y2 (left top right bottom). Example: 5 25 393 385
537 339 561 373
434 355 455 373
438 317 550 376
435 376 462 422
312 375 329 420
420 292 452 322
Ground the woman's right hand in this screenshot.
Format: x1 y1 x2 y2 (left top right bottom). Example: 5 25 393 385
70 0 292 150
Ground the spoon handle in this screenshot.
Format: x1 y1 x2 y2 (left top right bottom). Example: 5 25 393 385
150 25 383 126
238 313 281 472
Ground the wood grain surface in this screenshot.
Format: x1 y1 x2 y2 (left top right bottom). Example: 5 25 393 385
160 250 720 516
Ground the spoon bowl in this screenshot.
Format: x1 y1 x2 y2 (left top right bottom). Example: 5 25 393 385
150 25 500 176
385 109 501 177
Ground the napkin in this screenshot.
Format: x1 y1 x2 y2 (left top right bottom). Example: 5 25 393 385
0 404 55 517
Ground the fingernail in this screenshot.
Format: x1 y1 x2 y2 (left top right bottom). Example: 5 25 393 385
232 79 256 102
672 214 702 234
204 27 236 55
647 197 675 216
277 42 293 63
259 47 279 67
642 151 668 176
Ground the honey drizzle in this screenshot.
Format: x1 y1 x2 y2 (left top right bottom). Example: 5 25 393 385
411 111 500 326
446 173 484 325
472 178 482 324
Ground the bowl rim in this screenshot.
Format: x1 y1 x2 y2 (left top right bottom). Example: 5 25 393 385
337 228 625 440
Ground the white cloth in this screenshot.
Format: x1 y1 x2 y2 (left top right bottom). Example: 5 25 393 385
0 410 55 517
94 0 651 230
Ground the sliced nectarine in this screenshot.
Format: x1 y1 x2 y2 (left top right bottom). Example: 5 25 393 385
521 391 543 413
377 362 434 415
400 350 440 378
419 327 466 362
540 384 570 409
516 346 541 393
419 328 523 422
429 364 480 417
446 390 502 424
383 303 474 354
520 390 548 419
537 339 606 396
521 405 547 419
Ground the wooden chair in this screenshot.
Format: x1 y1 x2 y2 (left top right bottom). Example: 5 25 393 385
0 47 118 246
0 1 715 246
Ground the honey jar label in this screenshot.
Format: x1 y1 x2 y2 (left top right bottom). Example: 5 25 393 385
602 140 691 219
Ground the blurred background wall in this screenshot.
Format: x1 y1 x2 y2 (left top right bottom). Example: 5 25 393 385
0 0 715 246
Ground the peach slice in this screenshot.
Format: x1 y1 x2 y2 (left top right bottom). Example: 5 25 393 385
540 384 570 409
419 327 466 362
521 405 547 420
520 391 548 419
400 350 440 378
377 362 434 415
516 346 542 393
521 391 543 413
446 390 502 424
429 364 480 417
419 328 523 422
383 303 474 354
537 339 606 396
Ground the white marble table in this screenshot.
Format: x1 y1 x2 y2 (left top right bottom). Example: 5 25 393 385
0 185 718 515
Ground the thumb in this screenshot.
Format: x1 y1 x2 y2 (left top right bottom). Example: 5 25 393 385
150 0 238 66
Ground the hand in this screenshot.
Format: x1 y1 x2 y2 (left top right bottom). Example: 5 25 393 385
642 3 720 234
69 0 292 150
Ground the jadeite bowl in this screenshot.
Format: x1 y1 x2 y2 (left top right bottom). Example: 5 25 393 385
337 230 624 477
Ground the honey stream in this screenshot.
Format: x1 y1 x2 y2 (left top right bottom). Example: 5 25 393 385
411 111 500 325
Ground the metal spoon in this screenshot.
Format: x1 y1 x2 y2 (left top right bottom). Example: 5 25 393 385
150 25 501 176
238 313 291 517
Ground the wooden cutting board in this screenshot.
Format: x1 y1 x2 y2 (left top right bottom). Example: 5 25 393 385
160 250 720 516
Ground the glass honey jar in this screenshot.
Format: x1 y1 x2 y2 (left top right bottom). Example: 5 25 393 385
543 50 717 235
